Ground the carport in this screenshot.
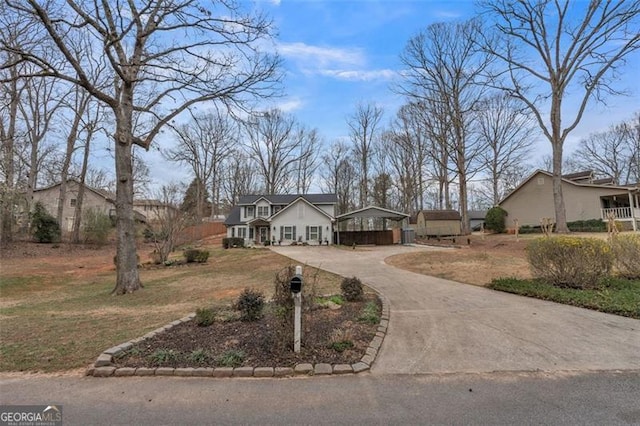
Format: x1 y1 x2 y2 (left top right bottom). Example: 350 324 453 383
334 206 410 245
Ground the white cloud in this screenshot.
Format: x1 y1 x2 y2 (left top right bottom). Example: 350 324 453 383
278 42 364 68
318 69 397 82
275 98 304 112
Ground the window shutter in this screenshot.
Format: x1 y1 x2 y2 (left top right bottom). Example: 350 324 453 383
280 226 283 241
319 227 322 241
306 226 309 241
293 226 297 241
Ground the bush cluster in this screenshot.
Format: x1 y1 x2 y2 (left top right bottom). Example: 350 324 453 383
485 206 508 233
183 249 210 263
611 234 640 279
340 277 364 301
195 307 216 327
566 219 607 232
234 288 265 321
82 208 112 245
31 202 60 243
527 236 613 289
222 237 245 249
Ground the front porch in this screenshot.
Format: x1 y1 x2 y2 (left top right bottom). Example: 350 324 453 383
246 218 272 245
600 192 639 231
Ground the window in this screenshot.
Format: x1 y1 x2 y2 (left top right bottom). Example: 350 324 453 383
238 227 247 238
246 206 254 218
283 226 295 240
257 206 269 217
70 198 77 207
249 228 254 239
308 225 320 241
272 205 282 215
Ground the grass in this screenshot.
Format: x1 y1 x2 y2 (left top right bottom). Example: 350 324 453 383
0 246 342 372
489 277 640 319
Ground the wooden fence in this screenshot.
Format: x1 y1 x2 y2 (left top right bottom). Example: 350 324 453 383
177 221 226 245
334 230 395 246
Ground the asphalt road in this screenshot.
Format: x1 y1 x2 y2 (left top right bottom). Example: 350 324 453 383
1 371 639 425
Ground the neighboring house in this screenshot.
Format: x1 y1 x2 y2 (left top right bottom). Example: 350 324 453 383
31 179 115 232
224 194 338 245
469 210 487 231
133 199 178 223
499 170 640 231
415 210 462 237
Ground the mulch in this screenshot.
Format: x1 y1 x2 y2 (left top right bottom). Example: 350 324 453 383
115 295 380 369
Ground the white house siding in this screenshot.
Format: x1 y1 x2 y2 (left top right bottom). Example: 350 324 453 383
272 200 332 245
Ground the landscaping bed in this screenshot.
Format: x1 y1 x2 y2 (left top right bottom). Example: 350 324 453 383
114 295 381 369
489 277 640 319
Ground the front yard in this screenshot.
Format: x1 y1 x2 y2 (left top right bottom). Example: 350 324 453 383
0 242 347 372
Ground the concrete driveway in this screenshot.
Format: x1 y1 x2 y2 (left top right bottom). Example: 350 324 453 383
270 245 640 375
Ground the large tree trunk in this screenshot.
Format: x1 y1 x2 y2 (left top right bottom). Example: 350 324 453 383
112 99 142 294
552 143 569 233
1 72 19 246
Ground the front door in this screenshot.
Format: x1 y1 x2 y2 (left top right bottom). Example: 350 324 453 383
259 227 268 243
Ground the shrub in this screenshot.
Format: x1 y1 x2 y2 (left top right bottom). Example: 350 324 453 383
567 219 607 232
147 348 180 365
82 208 112 245
527 236 613 289
195 307 216 327
222 237 245 249
611 234 640 279
341 277 364 302
485 206 508 233
328 328 354 352
30 202 60 243
358 301 381 324
188 348 211 363
183 249 210 263
234 288 265 321
215 350 245 368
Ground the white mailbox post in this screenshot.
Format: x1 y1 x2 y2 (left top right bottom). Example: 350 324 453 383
290 265 303 353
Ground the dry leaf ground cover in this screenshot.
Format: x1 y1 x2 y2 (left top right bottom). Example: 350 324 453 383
0 240 348 373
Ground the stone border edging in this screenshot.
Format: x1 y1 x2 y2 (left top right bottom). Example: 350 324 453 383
88 295 390 378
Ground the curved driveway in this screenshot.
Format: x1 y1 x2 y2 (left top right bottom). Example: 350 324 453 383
271 245 640 375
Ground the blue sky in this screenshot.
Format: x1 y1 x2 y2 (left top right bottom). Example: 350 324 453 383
256 0 639 147
145 0 640 190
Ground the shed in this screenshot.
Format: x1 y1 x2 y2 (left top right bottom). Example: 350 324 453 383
415 210 462 237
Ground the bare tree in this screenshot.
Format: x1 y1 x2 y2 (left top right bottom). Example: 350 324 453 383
476 93 536 205
400 19 492 234
481 0 640 232
321 141 357 215
3 1 280 293
166 110 237 219
571 112 640 185
221 152 259 208
244 109 310 194
146 183 187 264
347 102 383 208
294 127 320 194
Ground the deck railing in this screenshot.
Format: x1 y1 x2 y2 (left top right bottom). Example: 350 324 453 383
601 207 635 220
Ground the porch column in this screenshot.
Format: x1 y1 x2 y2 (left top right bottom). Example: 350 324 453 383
630 191 638 232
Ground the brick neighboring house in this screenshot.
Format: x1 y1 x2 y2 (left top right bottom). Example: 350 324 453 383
224 194 338 245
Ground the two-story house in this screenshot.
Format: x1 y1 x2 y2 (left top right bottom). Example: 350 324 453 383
224 194 338 245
